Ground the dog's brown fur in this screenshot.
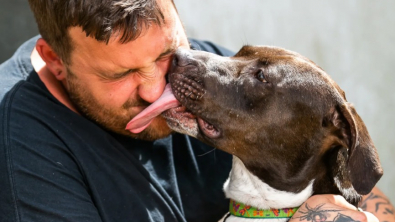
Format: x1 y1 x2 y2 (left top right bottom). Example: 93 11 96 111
164 46 383 205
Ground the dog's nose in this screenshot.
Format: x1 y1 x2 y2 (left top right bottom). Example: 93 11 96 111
173 48 193 67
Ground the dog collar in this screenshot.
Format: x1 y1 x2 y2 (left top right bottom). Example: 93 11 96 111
229 199 299 219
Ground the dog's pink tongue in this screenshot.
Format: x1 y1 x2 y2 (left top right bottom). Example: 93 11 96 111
125 84 180 134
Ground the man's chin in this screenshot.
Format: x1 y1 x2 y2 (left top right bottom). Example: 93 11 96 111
125 117 173 141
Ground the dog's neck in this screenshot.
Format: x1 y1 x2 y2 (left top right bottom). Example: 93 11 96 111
222 156 314 222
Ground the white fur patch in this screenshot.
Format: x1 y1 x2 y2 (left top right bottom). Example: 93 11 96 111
334 176 359 203
166 118 199 138
223 156 314 210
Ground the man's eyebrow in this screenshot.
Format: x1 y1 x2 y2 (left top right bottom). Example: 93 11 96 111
104 48 177 79
107 68 138 79
156 47 176 60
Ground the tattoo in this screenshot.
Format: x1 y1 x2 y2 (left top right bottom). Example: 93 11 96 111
295 203 359 222
360 192 394 215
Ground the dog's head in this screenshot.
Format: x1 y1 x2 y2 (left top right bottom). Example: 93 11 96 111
164 46 383 204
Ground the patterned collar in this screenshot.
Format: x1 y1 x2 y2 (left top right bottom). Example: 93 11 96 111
229 199 299 219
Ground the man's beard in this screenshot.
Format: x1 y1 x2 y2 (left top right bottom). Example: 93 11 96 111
65 68 173 141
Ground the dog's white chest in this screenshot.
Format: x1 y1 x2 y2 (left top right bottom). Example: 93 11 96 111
221 156 314 221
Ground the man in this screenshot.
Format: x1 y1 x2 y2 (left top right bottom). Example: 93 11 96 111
0 0 393 221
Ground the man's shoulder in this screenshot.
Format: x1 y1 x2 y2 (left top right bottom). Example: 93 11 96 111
0 36 40 101
189 39 235 57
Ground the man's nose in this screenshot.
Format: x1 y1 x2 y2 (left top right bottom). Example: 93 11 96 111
138 60 172 104
138 74 167 104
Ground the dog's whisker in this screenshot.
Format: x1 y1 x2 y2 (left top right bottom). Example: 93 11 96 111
197 148 216 157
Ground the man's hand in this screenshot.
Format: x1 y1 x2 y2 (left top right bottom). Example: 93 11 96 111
289 195 378 222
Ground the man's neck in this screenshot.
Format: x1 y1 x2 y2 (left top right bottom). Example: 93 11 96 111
30 48 79 114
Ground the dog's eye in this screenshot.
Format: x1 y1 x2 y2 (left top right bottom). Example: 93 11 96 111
256 70 267 82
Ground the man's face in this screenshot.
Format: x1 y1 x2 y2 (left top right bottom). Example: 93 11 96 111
63 0 189 140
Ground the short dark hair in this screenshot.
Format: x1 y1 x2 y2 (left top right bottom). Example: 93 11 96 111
28 0 173 64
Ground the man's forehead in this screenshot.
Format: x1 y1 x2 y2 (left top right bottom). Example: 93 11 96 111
68 0 182 48
67 25 180 72
66 0 186 68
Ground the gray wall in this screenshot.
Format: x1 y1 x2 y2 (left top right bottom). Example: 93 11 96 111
1 0 394 203
0 0 38 62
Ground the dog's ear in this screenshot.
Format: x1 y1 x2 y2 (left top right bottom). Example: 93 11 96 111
327 103 383 198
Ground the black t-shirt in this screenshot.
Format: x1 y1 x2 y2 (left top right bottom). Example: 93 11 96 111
0 36 234 222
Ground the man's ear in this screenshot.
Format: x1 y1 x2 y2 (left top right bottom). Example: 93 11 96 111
35 38 67 81
327 103 383 200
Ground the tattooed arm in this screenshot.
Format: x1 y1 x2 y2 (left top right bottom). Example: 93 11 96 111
360 187 395 222
288 187 394 222
289 195 379 222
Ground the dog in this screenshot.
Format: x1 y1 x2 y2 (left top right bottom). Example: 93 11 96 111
126 46 383 221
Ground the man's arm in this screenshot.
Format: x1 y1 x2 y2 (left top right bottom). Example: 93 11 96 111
289 195 377 222
289 187 395 222
360 187 395 222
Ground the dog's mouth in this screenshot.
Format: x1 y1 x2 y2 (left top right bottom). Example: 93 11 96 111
125 84 221 139
163 105 221 139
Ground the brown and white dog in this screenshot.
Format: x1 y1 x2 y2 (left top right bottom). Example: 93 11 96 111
126 46 383 221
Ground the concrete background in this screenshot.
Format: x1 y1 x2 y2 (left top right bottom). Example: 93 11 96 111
1 0 394 203
0 0 38 62
176 0 395 203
